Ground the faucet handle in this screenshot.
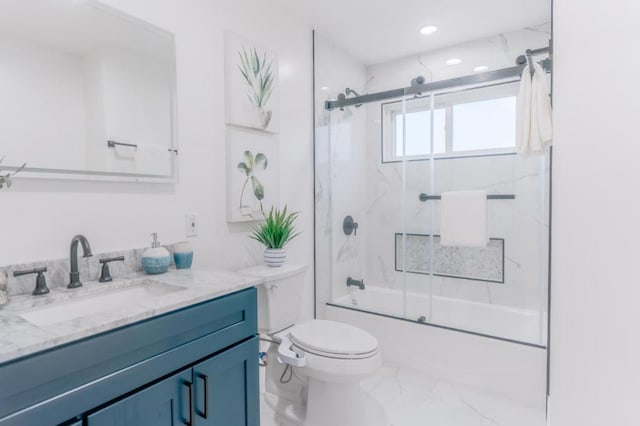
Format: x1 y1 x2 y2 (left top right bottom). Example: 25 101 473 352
343 216 359 236
99 256 125 283
14 267 49 296
346 277 365 290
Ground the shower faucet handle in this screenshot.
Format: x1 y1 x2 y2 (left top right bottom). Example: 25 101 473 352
346 277 365 290
343 216 359 236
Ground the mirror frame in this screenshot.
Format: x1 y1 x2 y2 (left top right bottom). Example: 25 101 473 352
3 0 179 184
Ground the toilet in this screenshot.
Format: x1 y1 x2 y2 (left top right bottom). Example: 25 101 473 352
238 264 387 426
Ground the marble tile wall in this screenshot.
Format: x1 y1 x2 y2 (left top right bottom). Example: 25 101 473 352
364 151 550 311
395 234 504 283
314 26 552 316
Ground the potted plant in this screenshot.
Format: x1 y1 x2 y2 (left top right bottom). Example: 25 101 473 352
250 206 300 267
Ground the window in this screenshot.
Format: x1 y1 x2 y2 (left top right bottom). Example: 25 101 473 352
394 109 446 156
382 82 518 162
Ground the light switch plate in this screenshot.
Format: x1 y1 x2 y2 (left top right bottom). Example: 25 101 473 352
186 213 199 237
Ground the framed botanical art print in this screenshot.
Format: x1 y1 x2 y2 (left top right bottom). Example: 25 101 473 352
226 127 279 222
225 31 280 133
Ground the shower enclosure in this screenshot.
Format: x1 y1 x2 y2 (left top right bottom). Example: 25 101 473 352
314 30 551 350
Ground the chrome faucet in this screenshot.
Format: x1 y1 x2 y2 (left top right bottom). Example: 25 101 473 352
346 277 365 290
68 235 93 289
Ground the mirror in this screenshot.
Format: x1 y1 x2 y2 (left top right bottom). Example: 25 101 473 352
0 0 177 181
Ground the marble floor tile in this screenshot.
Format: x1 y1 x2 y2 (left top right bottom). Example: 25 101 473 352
260 365 546 426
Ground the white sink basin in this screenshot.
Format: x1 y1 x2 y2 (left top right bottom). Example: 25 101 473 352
19 282 184 327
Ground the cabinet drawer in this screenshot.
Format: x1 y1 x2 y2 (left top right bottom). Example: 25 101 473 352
0 287 257 426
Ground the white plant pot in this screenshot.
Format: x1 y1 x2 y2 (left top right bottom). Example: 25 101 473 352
264 248 286 267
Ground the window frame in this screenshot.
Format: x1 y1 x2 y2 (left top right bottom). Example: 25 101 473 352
381 81 520 163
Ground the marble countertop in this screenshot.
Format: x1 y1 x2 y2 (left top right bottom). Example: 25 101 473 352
0 268 264 365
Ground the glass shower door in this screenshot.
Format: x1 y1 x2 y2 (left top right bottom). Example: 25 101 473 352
398 83 549 346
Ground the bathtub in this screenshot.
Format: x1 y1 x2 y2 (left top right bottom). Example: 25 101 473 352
324 286 548 408
332 286 547 346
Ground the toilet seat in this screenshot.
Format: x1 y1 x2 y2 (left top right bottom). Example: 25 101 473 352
289 320 378 360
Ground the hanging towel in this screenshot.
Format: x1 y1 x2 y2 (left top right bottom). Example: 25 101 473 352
440 190 488 248
516 62 553 154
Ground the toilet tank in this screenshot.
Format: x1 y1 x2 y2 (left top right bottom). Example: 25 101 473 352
238 264 308 334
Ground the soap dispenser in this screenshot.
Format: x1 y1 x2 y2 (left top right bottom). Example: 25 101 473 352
141 233 171 274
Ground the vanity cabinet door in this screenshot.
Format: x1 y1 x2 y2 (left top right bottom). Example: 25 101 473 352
87 369 193 426
193 336 259 426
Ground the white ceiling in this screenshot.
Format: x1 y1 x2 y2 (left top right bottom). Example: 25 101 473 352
278 0 551 65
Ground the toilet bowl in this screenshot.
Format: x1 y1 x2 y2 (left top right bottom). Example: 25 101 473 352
276 319 383 426
238 264 387 426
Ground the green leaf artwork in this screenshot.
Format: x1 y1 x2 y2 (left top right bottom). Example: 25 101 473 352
237 45 275 129
237 150 268 216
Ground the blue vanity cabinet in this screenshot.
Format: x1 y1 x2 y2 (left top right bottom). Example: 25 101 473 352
87 369 192 426
192 336 259 425
86 337 260 426
0 287 259 426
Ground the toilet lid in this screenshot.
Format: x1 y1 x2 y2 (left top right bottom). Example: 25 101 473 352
289 320 378 358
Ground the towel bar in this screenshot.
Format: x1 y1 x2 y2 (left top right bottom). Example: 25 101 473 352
419 193 515 202
107 140 137 149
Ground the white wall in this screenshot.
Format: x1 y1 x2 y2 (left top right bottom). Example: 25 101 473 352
550 1 640 424
0 0 315 321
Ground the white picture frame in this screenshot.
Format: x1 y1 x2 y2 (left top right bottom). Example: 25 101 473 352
225 31 280 133
226 127 279 222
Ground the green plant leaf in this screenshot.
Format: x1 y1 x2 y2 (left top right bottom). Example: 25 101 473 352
244 150 254 169
254 153 268 171
237 162 250 175
248 205 300 249
251 176 264 201
252 48 260 76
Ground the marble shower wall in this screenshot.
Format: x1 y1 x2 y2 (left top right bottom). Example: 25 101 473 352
363 25 551 312
365 152 550 312
395 234 505 283
314 25 551 314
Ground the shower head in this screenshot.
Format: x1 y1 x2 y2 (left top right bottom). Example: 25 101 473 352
345 88 360 97
343 88 363 108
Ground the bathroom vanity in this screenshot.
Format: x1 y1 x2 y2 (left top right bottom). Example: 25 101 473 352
0 270 261 426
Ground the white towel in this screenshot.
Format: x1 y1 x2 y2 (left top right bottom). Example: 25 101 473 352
516 63 553 154
440 190 488 248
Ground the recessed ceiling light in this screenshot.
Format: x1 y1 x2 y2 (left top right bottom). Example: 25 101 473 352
473 65 489 72
445 58 462 66
420 26 438 35
320 86 329 91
